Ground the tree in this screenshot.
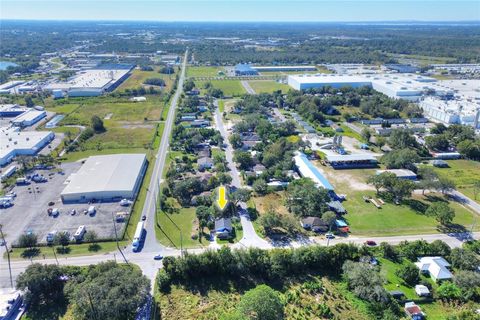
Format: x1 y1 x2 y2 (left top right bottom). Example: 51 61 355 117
84 230 97 243
389 129 417 149
285 178 330 217
436 282 462 301
425 135 449 151
233 151 254 170
252 179 268 196
184 79 196 92
229 133 243 149
144 78 166 86
65 262 150 320
395 263 420 286
435 177 455 194
457 140 480 161
425 202 455 225
16 263 64 307
238 285 284 320
17 233 38 249
449 248 480 271
91 115 105 133
231 188 251 206
361 128 371 142
321 211 337 231
381 148 420 169
25 95 34 108
417 167 439 194
453 270 480 301
54 231 70 252
342 260 390 304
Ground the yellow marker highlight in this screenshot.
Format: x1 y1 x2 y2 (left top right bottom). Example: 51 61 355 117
217 185 228 210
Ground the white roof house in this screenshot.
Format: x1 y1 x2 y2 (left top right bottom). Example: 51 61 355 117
61 154 147 203
415 257 453 282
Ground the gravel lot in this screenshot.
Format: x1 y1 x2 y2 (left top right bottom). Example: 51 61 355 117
0 162 130 245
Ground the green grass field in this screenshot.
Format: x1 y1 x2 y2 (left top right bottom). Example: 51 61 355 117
430 160 480 200
247 80 291 93
187 66 224 78
314 166 479 236
117 68 176 91
156 206 209 248
196 80 246 97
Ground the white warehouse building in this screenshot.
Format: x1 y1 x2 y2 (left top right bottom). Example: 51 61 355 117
60 154 147 203
44 64 134 97
0 127 55 166
287 73 443 101
420 97 480 128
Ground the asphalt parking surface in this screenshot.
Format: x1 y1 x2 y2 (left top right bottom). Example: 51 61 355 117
0 162 129 244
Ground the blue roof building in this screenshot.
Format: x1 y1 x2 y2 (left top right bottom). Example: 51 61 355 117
235 64 258 76
293 152 334 191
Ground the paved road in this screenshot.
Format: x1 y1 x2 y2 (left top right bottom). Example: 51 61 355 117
139 50 188 255
450 190 480 216
272 107 286 122
213 104 270 248
241 80 256 94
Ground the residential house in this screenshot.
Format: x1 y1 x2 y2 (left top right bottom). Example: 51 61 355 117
215 218 233 239
301 217 329 233
253 164 266 176
414 257 453 282
197 156 214 170
190 119 210 128
389 290 405 300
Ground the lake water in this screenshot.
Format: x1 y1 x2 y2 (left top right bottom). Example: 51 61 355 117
0 61 18 71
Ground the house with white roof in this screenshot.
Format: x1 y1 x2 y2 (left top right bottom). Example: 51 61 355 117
414 257 453 282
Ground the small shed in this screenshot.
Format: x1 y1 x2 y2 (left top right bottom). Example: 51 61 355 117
215 218 233 239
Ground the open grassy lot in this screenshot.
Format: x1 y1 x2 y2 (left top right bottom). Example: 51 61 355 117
117 67 176 91
157 277 370 320
187 66 224 78
314 165 480 236
61 96 165 125
430 160 480 201
247 80 291 93
156 206 209 248
81 126 154 150
196 80 246 97
45 102 81 115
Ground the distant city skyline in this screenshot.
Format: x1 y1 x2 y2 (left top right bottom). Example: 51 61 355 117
1 1 479 22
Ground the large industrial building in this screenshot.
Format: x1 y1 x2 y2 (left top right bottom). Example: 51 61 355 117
420 97 480 128
60 154 147 203
44 64 134 97
287 73 441 101
0 127 55 166
12 110 47 127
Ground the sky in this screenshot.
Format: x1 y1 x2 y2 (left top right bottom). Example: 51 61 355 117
1 0 479 22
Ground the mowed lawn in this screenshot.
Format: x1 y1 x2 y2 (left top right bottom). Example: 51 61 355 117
187 66 224 78
156 206 209 248
196 80 246 97
117 68 176 91
247 80 291 93
318 166 479 236
430 160 480 201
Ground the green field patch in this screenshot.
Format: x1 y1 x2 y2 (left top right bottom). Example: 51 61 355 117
187 66 224 78
247 80 291 93
430 160 480 200
196 80 246 97
117 68 176 91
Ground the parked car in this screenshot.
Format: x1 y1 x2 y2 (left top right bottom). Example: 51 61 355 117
325 233 335 239
70 209 76 216
365 240 377 246
142 215 146 221
153 254 163 260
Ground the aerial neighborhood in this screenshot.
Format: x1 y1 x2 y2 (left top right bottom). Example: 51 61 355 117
0 6 479 320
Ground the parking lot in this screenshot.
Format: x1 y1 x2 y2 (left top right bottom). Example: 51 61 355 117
0 162 130 245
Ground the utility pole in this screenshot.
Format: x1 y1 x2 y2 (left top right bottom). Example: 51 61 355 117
111 212 128 264
0 224 13 288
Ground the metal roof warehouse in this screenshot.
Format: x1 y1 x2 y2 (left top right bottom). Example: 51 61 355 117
60 154 147 203
293 152 334 190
